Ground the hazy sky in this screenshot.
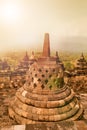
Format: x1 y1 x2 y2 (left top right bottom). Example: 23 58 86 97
0 0 87 52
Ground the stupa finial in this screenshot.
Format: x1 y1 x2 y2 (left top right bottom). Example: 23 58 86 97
42 33 50 57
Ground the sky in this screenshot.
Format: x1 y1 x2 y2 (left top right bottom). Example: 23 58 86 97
0 0 87 52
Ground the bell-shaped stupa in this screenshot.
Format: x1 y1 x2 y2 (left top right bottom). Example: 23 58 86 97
74 53 87 75
9 33 83 124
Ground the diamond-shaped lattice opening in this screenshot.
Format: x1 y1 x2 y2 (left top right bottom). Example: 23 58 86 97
38 78 41 82
33 83 37 88
49 75 52 78
46 70 48 73
42 74 45 78
38 68 42 72
45 79 48 84
49 85 52 90
32 77 34 82
35 74 37 77
41 84 45 89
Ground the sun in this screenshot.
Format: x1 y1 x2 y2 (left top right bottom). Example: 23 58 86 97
0 3 21 24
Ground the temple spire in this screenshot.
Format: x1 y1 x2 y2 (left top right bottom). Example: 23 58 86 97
81 52 84 57
23 51 29 61
80 52 85 60
42 33 50 57
56 51 60 62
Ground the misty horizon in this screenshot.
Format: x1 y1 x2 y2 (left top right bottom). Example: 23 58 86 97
0 35 87 53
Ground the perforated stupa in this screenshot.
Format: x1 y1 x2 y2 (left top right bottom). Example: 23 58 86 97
9 33 83 124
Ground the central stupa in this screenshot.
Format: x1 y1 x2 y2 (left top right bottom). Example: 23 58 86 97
9 33 83 124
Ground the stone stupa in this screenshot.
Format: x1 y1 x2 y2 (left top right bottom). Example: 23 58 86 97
9 33 83 124
17 51 29 70
74 53 87 75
